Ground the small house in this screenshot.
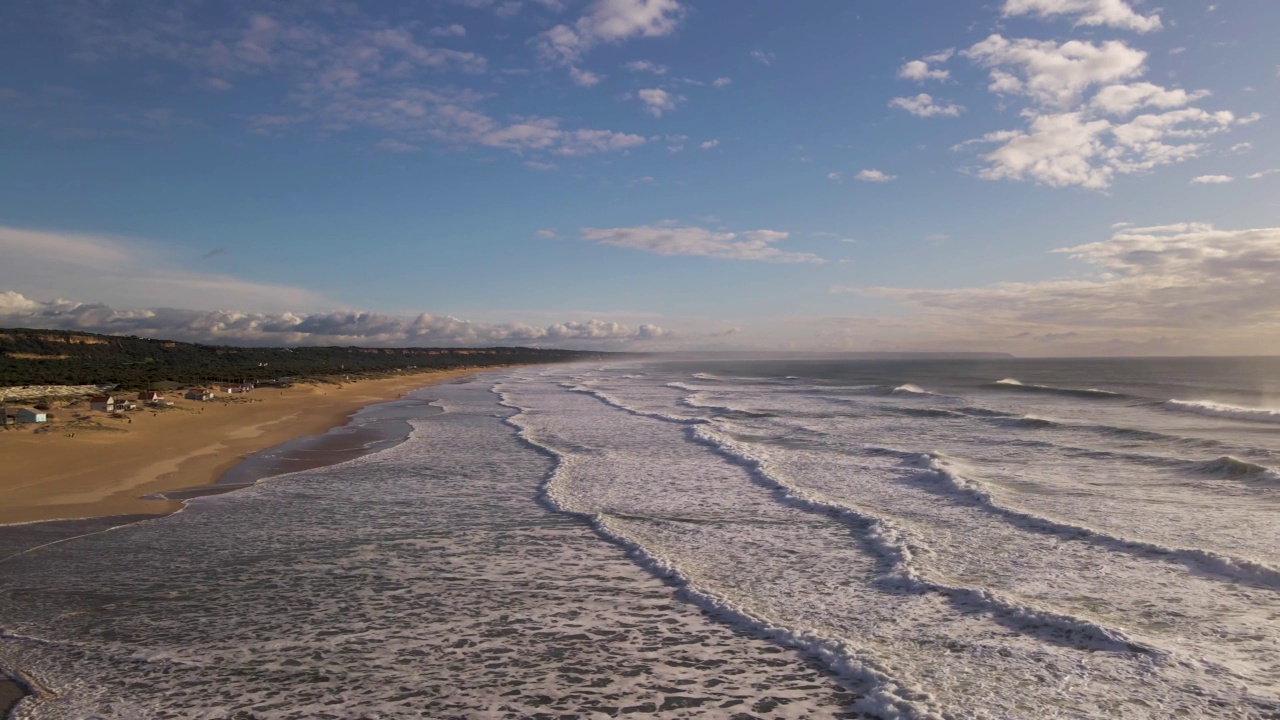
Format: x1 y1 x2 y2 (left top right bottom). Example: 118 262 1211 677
138 391 163 403
184 389 215 402
217 383 254 394
89 395 116 412
17 408 47 424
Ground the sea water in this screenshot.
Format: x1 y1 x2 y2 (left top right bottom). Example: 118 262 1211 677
3 358 1280 718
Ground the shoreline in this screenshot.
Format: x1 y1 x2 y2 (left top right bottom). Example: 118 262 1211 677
0 366 514 719
0 368 493 527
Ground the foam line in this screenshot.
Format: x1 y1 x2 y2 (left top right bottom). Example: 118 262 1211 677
491 381 949 720
1165 399 1280 424
689 425 1159 657
892 449 1280 590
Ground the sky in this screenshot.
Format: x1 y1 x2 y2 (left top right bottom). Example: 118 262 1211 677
1 0 1278 355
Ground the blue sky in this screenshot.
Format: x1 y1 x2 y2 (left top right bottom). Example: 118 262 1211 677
1 0 1278 355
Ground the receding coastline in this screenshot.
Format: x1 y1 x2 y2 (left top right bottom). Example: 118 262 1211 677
0 368 487 526
0 367 510 718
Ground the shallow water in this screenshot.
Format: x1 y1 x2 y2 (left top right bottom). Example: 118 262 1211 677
4 358 1280 718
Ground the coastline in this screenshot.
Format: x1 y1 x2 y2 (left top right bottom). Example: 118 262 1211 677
0 368 492 526
0 366 510 719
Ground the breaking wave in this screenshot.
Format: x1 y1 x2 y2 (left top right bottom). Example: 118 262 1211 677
993 378 1127 399
1193 456 1280 483
897 450 1280 589
1165 399 1280 424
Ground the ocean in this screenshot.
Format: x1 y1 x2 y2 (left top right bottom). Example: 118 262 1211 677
3 357 1280 718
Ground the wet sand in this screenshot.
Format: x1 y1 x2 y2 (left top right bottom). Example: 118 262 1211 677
0 369 486 526
0 679 22 719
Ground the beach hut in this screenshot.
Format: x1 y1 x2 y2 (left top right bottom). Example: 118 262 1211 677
217 382 254 394
89 395 116 412
184 389 215 402
17 408 47 424
138 390 163 403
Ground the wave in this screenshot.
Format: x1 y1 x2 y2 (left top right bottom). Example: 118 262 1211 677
892 384 932 395
561 383 708 426
1193 456 1280 484
1165 399 1280 425
898 450 1280 591
976 411 1203 445
691 427 1158 657
677 391 774 418
884 406 967 419
992 378 1127 400
494 382 946 719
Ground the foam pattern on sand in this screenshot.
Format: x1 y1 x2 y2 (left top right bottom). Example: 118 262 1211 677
0 377 857 719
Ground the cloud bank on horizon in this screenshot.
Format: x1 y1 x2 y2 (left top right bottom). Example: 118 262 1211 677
5 222 1279 355
1 0 1277 355
0 290 677 349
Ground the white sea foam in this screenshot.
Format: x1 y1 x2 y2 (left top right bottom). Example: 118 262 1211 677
1166 399 1280 424
898 449 1280 588
9 362 1280 718
2 375 861 719
994 378 1122 398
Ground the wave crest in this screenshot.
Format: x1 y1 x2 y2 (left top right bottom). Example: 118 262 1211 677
1165 399 1280 424
992 379 1124 399
1195 456 1280 483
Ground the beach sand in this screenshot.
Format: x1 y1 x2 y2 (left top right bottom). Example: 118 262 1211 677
0 369 483 526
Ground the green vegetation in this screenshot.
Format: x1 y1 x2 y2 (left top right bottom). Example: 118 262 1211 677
0 328 618 389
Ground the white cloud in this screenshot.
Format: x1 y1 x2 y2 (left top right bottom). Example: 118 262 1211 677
580 225 824 263
0 227 330 313
428 24 467 37
569 67 603 86
1248 169 1280 180
534 0 684 80
831 223 1280 355
637 87 680 116
317 89 646 157
1001 0 1162 33
624 60 667 74
534 228 558 238
1090 82 1208 116
1190 174 1233 184
750 50 775 65
712 76 732 88
964 35 1148 107
1231 142 1253 153
889 93 964 117
699 139 719 149
855 169 896 182
898 59 950 82
969 108 1240 189
0 292 675 349
958 35 1247 189
827 172 843 182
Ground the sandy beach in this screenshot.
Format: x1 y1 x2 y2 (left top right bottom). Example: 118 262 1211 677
0 369 484 526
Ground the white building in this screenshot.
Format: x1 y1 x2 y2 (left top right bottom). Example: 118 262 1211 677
89 395 115 412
